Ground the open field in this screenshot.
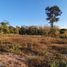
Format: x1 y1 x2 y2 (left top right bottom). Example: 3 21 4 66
0 34 67 67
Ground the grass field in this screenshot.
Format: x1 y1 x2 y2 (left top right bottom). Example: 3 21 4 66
0 34 67 67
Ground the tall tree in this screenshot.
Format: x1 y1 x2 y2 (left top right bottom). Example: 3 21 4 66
45 5 62 28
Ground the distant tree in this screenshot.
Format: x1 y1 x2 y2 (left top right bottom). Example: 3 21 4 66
28 26 38 35
15 26 20 34
9 26 15 34
19 26 27 35
0 21 9 26
45 5 62 30
0 21 9 33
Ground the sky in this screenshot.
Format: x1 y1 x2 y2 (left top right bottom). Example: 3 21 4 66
0 0 67 28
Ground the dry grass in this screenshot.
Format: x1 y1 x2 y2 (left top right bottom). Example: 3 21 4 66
0 34 67 67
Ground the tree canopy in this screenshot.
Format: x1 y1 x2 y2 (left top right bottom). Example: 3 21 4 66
45 5 62 28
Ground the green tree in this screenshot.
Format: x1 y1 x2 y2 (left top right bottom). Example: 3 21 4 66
9 26 15 34
45 5 62 34
15 26 20 34
0 21 9 33
19 26 27 35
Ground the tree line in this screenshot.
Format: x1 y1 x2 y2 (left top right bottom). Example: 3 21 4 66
0 21 67 37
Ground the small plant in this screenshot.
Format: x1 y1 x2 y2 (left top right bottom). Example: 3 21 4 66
38 50 48 56
9 44 22 55
49 61 58 67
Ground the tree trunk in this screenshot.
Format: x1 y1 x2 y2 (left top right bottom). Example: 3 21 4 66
51 22 53 28
50 22 55 37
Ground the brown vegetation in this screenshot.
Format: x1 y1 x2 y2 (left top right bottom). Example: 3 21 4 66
0 34 67 67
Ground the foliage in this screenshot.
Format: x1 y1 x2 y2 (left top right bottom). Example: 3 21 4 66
45 5 62 28
0 21 67 38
